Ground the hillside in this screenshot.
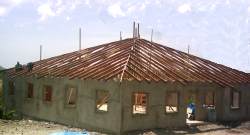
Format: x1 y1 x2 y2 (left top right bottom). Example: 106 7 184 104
0 66 4 70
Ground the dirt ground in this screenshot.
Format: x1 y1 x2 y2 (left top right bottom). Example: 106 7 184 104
126 121 250 135
0 119 106 135
1 119 250 135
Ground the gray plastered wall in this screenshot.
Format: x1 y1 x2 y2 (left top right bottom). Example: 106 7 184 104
219 85 250 121
2 73 250 135
3 75 122 135
120 81 224 132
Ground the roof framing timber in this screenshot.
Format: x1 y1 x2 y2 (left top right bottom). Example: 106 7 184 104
6 38 250 87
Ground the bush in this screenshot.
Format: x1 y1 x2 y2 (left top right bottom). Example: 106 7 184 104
2 109 15 120
0 96 16 120
0 78 16 120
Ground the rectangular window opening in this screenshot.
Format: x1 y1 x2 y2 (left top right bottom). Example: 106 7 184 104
204 91 215 108
9 81 15 95
43 85 52 102
133 92 147 114
166 92 178 113
96 90 109 112
66 86 77 105
231 91 240 109
27 83 34 98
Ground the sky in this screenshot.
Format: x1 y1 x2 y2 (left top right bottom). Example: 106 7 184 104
1 0 250 72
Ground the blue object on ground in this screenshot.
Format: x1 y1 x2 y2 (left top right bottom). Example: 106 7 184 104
50 131 89 135
188 103 195 114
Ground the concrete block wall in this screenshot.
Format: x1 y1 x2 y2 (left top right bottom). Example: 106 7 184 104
120 81 223 132
3 75 122 134
2 75 24 114
120 81 185 132
191 86 223 121
220 85 250 121
3 73 250 134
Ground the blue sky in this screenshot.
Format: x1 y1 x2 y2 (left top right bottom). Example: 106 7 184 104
0 0 250 72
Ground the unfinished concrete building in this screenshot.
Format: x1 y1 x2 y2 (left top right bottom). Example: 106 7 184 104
2 38 250 135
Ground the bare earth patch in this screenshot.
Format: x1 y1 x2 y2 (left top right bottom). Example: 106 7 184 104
1 119 250 135
126 121 250 135
0 119 105 135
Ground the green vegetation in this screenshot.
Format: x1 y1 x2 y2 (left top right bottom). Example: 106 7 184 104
0 65 3 98
0 82 16 119
0 80 2 98
0 66 4 70
0 66 16 119
0 65 4 83
0 107 16 120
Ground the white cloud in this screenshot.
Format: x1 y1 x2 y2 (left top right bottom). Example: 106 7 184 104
0 6 7 16
125 1 148 15
69 0 84 10
37 2 55 21
66 16 70 21
107 3 125 18
0 0 26 16
10 0 24 5
177 3 191 13
210 4 216 11
225 0 230 5
55 6 65 14
197 6 207 12
248 6 250 13
55 0 62 7
140 3 146 11
126 5 136 14
85 0 90 6
36 0 87 21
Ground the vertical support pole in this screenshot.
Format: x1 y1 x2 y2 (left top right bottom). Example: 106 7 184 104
151 29 153 42
187 44 190 81
79 28 81 51
133 22 135 38
40 45 42 61
120 31 122 40
137 23 140 38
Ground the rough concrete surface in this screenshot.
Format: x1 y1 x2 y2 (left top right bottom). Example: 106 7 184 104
1 119 250 135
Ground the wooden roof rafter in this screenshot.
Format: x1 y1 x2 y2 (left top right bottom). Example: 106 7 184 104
6 38 250 88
